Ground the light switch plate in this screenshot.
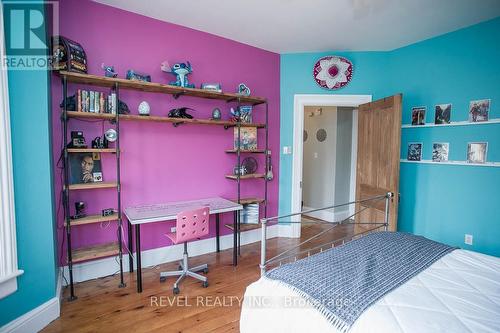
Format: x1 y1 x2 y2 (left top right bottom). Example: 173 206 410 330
464 234 473 245
171 226 176 233
283 146 292 154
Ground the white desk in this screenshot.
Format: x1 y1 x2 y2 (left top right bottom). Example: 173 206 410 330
124 197 243 292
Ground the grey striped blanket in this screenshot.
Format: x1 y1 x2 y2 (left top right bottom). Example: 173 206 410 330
266 232 456 332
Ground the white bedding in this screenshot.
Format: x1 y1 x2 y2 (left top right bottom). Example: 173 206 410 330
240 249 500 333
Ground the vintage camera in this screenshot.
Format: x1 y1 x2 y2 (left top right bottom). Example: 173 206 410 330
92 136 108 149
233 165 247 176
68 131 86 148
92 172 103 182
102 208 114 217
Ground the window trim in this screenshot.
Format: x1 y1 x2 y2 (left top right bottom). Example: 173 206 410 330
0 2 24 300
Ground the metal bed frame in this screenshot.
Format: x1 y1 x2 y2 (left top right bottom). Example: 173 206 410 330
259 192 393 276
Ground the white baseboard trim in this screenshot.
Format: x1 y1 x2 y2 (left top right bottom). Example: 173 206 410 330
63 225 280 284
303 206 350 223
0 269 62 333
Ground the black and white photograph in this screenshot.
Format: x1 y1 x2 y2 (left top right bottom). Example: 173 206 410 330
407 143 423 161
467 142 488 164
69 153 103 184
468 99 490 122
411 107 426 126
434 104 451 124
432 143 449 162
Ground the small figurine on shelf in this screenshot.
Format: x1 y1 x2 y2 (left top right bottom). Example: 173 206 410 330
237 83 251 96
211 108 221 120
161 61 195 88
101 63 117 78
229 107 240 122
138 101 150 116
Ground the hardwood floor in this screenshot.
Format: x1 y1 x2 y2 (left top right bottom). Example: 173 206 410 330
42 222 353 333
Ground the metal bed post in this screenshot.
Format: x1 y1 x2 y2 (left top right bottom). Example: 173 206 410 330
260 218 267 276
384 192 392 231
115 82 125 288
62 75 77 301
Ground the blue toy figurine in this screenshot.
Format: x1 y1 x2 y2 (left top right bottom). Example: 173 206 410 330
101 63 117 78
161 61 195 88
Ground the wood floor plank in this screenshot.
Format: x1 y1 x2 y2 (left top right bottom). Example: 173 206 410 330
42 222 353 333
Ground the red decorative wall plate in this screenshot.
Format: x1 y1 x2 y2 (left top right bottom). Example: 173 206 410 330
313 56 353 90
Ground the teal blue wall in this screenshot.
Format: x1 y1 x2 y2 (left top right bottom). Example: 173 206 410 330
395 18 500 256
280 18 500 256
0 1 57 327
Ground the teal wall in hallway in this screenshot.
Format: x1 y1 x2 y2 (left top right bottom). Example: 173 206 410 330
280 18 500 256
0 1 58 327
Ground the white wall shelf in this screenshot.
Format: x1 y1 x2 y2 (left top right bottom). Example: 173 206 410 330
401 118 500 128
400 159 500 167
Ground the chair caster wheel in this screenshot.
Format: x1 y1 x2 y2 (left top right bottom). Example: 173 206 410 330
173 287 180 294
203 267 209 274
160 276 167 283
202 281 209 288
178 265 183 271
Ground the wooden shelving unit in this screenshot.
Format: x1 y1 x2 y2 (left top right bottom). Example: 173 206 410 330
67 148 117 153
231 197 265 205
225 173 266 180
72 242 119 263
65 111 265 128
58 71 267 105
225 149 266 154
67 182 118 191
58 70 269 298
70 213 119 226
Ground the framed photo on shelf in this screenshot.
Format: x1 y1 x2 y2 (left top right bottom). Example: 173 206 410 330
407 142 423 161
432 143 449 162
468 99 490 122
434 104 451 124
69 153 103 184
234 127 257 150
411 107 426 126
467 142 488 164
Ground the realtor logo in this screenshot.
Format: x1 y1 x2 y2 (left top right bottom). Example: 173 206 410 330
2 1 59 69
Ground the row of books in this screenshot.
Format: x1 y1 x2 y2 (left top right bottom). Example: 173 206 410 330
76 90 117 114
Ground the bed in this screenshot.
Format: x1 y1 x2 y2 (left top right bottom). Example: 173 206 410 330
241 194 500 333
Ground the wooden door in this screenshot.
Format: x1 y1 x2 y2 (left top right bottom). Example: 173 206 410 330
355 94 402 233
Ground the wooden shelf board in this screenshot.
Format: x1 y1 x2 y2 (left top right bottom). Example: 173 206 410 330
65 111 265 128
58 71 267 105
225 149 266 154
224 223 261 231
230 197 265 205
72 242 119 263
225 173 266 180
67 148 117 153
67 182 118 190
66 111 116 120
120 114 265 128
70 213 118 226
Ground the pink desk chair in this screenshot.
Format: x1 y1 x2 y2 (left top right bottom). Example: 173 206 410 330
160 207 210 294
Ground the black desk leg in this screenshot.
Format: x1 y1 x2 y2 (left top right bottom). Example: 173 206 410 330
128 221 133 273
233 211 237 266
135 224 142 293
216 213 220 252
238 211 241 256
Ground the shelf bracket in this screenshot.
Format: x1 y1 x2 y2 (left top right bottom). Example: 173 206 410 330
173 92 185 99
226 97 237 103
172 121 184 127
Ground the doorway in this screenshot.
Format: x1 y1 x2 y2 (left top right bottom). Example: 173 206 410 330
290 94 372 238
302 106 355 222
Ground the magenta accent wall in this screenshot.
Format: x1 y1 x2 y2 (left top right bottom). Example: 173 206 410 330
51 0 280 264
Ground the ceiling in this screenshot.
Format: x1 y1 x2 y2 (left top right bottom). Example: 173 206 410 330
93 0 500 53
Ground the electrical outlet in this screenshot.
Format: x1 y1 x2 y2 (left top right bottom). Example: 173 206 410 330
464 234 473 245
171 226 176 233
282 146 292 155
313 152 318 158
